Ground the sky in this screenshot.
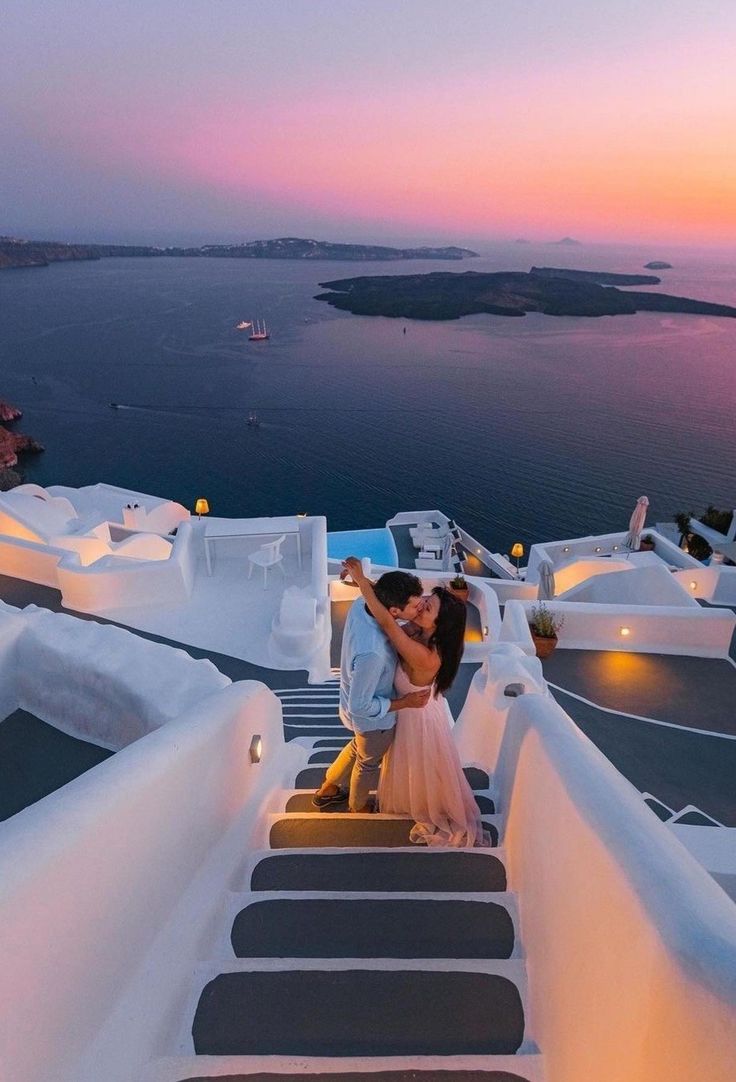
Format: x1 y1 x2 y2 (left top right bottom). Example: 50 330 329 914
2 0 735 247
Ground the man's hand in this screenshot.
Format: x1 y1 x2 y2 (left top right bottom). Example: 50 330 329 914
396 688 431 710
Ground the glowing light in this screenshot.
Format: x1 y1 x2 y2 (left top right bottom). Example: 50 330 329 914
249 734 263 764
620 626 631 637
689 580 698 590
195 498 209 520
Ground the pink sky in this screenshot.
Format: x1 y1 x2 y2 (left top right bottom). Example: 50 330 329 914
3 1 735 245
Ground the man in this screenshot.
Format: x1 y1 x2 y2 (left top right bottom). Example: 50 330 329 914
313 569 430 813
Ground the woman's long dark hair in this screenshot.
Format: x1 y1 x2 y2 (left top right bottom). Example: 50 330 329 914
428 587 466 694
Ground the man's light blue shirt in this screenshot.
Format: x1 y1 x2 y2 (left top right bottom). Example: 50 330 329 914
339 600 397 734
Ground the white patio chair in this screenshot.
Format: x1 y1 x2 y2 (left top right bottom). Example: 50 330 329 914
248 534 286 588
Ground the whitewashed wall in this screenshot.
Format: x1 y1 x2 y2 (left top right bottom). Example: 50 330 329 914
4 604 230 748
516 598 734 656
500 693 736 1082
0 681 303 1082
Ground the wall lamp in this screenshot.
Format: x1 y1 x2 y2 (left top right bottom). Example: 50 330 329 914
620 626 631 637
595 546 602 553
249 734 263 764
562 546 570 554
689 581 698 590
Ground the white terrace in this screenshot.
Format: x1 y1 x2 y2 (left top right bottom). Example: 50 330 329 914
0 489 735 1082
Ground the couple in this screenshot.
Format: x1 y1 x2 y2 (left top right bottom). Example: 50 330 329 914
313 558 488 847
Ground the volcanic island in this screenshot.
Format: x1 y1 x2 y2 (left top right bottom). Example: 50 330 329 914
315 266 736 320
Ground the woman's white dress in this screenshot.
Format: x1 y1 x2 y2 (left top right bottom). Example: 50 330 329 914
378 665 489 847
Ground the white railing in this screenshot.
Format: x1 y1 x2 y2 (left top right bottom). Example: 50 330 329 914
0 680 303 1082
499 693 736 1082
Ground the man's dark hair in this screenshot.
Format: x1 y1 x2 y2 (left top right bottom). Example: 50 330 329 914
374 570 422 610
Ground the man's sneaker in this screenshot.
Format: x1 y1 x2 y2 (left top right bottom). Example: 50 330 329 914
312 787 348 809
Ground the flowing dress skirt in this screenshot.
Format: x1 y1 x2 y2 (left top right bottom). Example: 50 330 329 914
378 666 489 847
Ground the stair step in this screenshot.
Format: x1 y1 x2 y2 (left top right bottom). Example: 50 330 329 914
231 898 514 959
148 1054 543 1082
175 1070 533 1082
295 766 490 791
284 792 495 815
192 969 524 1056
313 737 351 747
250 850 507 892
269 815 498 850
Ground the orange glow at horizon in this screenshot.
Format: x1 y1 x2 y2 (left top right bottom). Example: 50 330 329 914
23 33 736 245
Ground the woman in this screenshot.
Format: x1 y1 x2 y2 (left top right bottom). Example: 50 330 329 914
342 557 489 848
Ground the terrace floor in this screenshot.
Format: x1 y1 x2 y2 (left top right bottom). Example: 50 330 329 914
542 648 736 826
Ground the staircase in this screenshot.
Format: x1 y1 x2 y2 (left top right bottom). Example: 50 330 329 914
148 745 543 1082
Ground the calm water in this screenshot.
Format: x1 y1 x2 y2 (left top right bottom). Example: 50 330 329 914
0 242 734 553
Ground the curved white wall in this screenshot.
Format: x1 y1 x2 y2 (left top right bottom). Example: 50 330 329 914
500 694 736 1082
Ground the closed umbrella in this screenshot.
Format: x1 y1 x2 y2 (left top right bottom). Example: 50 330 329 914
537 560 555 601
624 495 649 550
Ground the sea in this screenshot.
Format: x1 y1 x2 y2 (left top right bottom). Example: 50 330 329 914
0 241 734 553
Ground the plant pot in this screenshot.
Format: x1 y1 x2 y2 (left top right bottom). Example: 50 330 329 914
530 627 558 659
447 584 469 603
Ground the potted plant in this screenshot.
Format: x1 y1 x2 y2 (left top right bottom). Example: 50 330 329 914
447 573 469 602
528 603 563 659
639 534 655 552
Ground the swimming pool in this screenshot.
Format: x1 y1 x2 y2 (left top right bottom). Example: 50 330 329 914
327 528 398 569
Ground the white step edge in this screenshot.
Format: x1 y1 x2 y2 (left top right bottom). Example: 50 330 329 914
269 812 501 825
173 957 531 1058
144 1050 546 1082
209 889 522 962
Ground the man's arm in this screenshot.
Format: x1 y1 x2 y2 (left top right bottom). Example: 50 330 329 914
349 651 429 724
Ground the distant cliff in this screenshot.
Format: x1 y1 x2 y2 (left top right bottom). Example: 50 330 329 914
0 398 44 487
315 268 736 321
0 238 101 269
0 235 477 269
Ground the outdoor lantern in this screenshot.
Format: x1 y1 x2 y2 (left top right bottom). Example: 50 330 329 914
195 498 210 520
511 542 524 569
249 734 263 764
620 626 631 637
689 580 698 590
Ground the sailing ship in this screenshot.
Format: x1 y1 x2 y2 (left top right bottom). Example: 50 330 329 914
249 319 270 341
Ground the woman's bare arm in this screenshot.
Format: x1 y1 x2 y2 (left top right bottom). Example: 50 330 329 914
343 557 438 675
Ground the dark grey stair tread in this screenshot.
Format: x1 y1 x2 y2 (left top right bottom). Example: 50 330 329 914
285 793 495 815
644 797 673 822
181 1072 531 1082
309 749 345 763
251 851 507 892
270 817 498 849
313 737 351 747
192 971 524 1055
231 898 513 958
295 766 490 791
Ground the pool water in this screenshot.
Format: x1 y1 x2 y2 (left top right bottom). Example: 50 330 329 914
327 528 398 568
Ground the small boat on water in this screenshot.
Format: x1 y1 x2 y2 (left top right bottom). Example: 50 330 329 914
235 320 252 330
249 319 270 341
247 411 260 428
